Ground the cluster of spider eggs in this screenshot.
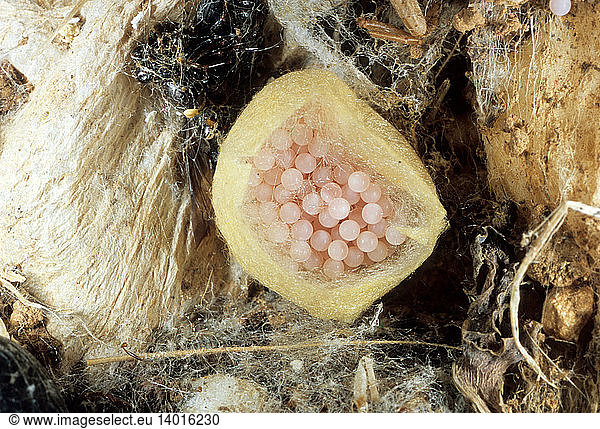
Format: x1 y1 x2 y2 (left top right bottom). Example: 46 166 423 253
247 111 407 279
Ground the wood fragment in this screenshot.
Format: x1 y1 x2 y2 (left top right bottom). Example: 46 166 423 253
357 17 422 45
390 0 427 37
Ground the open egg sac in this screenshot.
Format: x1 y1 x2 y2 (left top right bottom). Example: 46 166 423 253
212 69 447 322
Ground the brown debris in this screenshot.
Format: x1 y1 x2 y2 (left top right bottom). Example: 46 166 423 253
1 276 62 370
453 228 524 412
452 7 486 33
410 46 423 59
453 338 523 412
7 301 62 370
528 235 590 289
0 60 33 115
389 0 427 38
542 285 595 342
357 17 422 46
493 13 523 37
9 300 44 330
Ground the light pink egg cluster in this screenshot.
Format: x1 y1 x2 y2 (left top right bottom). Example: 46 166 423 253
247 114 407 279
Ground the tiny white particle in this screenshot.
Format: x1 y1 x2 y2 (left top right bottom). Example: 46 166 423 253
131 11 145 30
144 110 157 124
27 383 36 397
290 359 304 373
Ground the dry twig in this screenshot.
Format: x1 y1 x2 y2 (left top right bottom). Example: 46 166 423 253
510 200 600 387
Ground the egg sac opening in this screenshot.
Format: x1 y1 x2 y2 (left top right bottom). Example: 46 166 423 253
245 101 413 281
212 69 446 322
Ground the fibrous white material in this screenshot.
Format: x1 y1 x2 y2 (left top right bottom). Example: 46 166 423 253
0 0 217 360
268 0 455 115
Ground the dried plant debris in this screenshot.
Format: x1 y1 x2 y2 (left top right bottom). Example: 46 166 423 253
0 299 62 372
0 270 62 372
0 61 33 115
352 356 380 412
67 290 464 413
452 7 486 33
453 227 524 412
131 0 269 109
453 338 522 412
464 1 533 125
453 210 600 413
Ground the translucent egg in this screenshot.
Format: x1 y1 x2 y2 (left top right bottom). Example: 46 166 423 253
549 0 571 16
312 167 332 187
385 226 407 246
356 231 378 253
290 240 311 262
280 202 301 224
292 219 314 241
318 210 339 228
255 183 273 202
259 202 278 224
295 153 317 174
344 246 365 268
339 220 361 241
361 183 382 203
302 192 322 215
328 197 351 220
275 149 295 169
362 203 383 225
308 139 329 159
266 221 289 243
333 164 353 185
270 128 293 150
348 171 370 193
253 148 275 171
310 230 332 252
320 182 342 203
281 168 304 191
328 240 349 261
323 259 344 278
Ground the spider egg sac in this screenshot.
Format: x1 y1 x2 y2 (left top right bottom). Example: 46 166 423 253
212 69 447 322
